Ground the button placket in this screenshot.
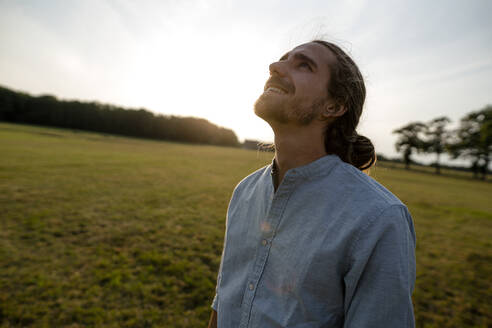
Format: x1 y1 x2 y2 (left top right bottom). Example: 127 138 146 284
239 177 296 328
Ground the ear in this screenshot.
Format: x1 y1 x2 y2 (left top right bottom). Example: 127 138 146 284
321 103 347 119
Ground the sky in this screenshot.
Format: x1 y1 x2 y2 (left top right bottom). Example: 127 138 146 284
1 0 491 163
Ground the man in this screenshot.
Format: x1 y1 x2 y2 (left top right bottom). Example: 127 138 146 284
208 40 416 328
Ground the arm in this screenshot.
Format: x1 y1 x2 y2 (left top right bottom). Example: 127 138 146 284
207 310 217 328
343 205 416 327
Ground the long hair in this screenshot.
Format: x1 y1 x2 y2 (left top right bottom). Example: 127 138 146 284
313 40 376 171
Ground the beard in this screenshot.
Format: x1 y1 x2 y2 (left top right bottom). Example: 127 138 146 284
254 92 327 126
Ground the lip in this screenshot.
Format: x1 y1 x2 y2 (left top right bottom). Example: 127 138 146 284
264 83 290 94
264 87 287 95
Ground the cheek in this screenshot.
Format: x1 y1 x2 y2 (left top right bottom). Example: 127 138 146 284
294 87 328 105
293 77 327 99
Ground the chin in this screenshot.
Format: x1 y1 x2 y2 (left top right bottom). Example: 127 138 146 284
253 97 266 118
254 100 274 123
254 93 285 122
254 97 289 125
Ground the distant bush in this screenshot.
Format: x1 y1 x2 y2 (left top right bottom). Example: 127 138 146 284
0 85 239 147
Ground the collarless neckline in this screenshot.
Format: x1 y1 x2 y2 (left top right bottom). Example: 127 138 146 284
269 154 341 181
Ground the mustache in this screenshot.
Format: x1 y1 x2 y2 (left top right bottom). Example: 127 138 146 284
265 75 294 93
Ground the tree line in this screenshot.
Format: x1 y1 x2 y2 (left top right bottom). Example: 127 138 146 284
0 85 239 147
392 104 492 179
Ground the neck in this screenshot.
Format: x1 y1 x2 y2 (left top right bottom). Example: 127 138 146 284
272 123 327 187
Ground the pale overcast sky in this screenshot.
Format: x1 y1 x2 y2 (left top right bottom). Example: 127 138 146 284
1 0 491 162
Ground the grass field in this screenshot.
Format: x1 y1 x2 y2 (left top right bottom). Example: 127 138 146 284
0 122 491 327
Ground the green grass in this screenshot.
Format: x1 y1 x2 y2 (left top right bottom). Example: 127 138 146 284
0 122 491 327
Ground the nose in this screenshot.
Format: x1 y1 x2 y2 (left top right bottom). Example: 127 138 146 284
269 60 286 77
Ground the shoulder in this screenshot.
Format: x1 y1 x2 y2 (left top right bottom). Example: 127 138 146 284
333 163 416 253
330 159 405 209
225 163 272 226
326 160 414 240
231 164 271 197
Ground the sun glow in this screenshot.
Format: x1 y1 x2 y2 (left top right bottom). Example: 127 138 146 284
1 1 491 159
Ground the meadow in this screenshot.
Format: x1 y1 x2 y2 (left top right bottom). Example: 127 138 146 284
0 122 491 327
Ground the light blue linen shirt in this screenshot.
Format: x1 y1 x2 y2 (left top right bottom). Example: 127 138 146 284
212 155 416 327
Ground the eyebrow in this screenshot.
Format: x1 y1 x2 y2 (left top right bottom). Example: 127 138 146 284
279 52 318 69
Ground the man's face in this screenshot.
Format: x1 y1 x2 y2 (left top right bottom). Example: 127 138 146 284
254 42 334 125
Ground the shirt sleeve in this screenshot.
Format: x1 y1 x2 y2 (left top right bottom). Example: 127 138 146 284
211 291 218 311
211 184 239 311
211 248 224 311
343 204 416 328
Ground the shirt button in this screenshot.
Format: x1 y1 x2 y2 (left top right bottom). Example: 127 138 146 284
261 239 268 246
248 283 254 290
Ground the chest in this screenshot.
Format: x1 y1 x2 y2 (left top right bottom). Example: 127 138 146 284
222 182 358 299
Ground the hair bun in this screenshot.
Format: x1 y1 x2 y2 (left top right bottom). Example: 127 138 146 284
351 134 375 170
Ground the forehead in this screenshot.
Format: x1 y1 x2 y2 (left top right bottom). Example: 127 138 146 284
281 42 335 69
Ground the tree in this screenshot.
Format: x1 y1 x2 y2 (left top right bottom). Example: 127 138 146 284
423 116 451 174
448 105 492 179
393 122 426 169
0 84 240 147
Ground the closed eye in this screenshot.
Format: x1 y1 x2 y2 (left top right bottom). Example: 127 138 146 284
299 62 312 71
